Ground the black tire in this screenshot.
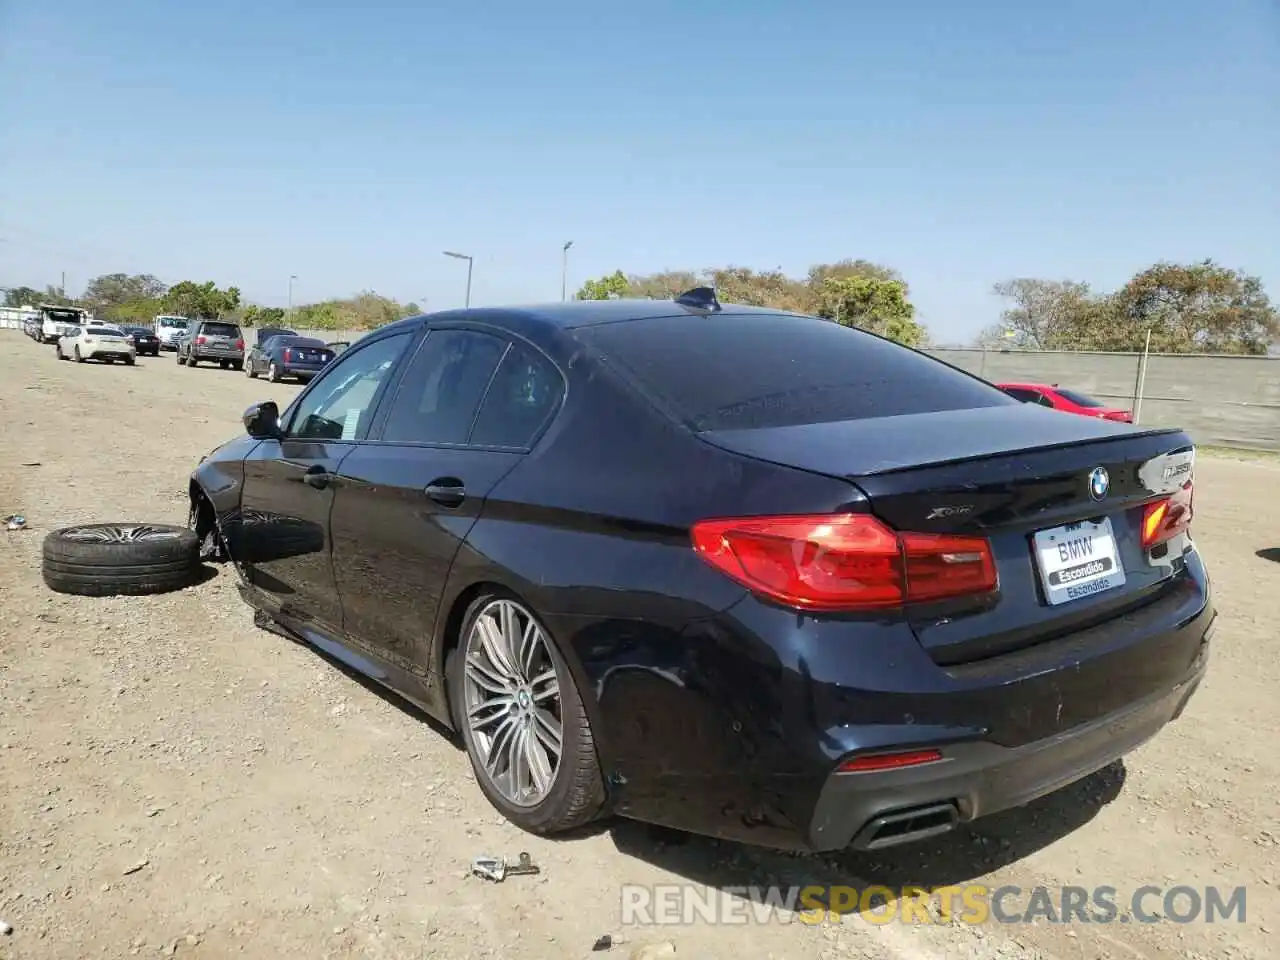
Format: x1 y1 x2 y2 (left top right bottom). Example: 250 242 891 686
267 362 281 383
245 360 257 379
446 590 605 835
42 523 203 597
188 355 198 368
74 346 84 363
124 355 135 366
233 361 244 371
177 351 185 365
220 360 230 370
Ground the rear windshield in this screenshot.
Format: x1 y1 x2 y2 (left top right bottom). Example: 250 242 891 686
1055 388 1105 408
92 328 125 337
200 322 240 338
278 337 325 349
577 313 1015 431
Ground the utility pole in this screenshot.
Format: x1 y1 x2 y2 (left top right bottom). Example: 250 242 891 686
561 240 574 301
443 252 474 308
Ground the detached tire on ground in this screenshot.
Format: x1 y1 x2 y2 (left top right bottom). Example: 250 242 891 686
42 523 203 597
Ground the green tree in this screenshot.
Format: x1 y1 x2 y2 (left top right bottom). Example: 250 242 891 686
990 262 1278 354
575 270 629 300
807 260 907 298
988 278 1104 350
819 276 925 346
624 270 700 300
163 280 241 319
105 298 167 324
83 273 167 311
708 266 810 311
1107 260 1279 355
242 305 287 328
3 286 41 307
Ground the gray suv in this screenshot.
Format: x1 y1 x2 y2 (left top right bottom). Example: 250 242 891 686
176 320 245 370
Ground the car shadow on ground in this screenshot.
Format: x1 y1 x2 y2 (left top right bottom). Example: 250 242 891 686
257 617 1125 906
607 761 1127 916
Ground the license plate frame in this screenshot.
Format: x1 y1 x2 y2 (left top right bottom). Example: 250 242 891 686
1032 517 1126 606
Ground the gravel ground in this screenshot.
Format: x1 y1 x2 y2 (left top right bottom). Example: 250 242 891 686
1 330 1277 960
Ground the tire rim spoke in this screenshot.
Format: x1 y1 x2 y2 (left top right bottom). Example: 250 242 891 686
465 659 511 696
463 598 564 808
475 613 520 685
532 708 563 757
530 669 558 704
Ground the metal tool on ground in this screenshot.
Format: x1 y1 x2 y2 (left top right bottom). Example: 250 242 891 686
470 851 540 882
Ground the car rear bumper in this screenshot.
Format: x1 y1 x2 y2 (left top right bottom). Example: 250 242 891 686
807 641 1208 851
86 347 136 360
281 362 327 377
575 550 1214 852
194 349 244 360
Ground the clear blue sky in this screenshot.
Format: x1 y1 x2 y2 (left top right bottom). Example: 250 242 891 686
2 0 1277 341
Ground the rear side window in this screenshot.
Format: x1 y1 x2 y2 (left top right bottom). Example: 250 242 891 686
1055 388 1104 408
1002 387 1040 403
576 313 1014 431
470 341 564 448
201 322 239 338
381 329 507 444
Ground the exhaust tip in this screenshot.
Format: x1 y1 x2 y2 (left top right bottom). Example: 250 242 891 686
850 802 960 851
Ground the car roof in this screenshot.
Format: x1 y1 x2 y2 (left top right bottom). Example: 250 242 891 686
384 298 800 339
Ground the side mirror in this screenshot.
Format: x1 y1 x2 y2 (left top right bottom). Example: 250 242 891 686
243 401 282 439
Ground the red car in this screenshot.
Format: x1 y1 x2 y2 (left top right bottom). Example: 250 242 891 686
996 382 1133 423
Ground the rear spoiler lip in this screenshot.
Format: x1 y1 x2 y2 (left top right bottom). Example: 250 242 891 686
852 427 1189 479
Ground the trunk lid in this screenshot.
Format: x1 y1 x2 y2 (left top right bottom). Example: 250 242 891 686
699 404 1195 665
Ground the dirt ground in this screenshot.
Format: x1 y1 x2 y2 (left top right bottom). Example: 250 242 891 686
1 330 1277 960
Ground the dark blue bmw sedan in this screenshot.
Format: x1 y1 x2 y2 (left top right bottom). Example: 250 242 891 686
187 289 1212 852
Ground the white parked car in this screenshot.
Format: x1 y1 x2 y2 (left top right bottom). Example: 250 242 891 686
56 325 137 365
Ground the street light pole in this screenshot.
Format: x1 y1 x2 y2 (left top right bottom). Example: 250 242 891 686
288 275 297 320
561 240 574 301
443 252 474 308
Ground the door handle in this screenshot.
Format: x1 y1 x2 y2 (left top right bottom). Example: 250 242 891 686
302 465 332 489
425 478 466 507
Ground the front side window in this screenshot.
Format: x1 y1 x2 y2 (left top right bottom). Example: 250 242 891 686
286 333 412 441
380 330 507 444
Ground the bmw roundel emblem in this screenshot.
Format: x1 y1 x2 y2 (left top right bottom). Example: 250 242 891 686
1088 466 1110 501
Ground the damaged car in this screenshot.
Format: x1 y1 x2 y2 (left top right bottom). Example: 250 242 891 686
187 290 1213 852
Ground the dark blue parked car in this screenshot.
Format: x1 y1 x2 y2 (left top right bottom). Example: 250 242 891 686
187 289 1211 853
245 334 335 383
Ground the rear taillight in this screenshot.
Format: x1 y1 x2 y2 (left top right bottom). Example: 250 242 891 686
689 513 997 612
235 338 245 350
1104 410 1133 422
196 335 207 345
1141 481 1194 549
283 348 292 362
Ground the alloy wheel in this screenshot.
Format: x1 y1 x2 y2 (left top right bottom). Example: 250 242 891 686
60 524 187 544
461 599 563 808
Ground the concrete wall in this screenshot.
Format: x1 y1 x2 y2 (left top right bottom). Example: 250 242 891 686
927 349 1280 451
